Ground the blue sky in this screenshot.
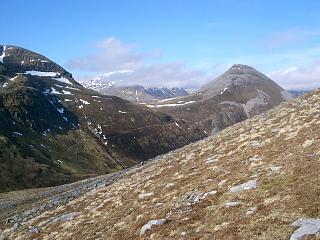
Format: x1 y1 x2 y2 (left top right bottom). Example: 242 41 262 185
2 0 320 89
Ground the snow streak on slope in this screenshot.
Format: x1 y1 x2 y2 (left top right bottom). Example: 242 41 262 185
0 45 6 63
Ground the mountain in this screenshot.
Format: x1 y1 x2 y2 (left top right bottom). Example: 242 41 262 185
81 74 189 103
149 64 293 134
0 45 204 192
288 90 310 97
3 88 319 240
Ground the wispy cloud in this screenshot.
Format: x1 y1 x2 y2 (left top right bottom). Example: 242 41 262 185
264 28 320 49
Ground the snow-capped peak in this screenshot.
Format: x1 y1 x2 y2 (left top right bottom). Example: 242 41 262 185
80 70 134 91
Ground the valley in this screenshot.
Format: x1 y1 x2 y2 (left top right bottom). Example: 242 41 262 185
1 2 319 239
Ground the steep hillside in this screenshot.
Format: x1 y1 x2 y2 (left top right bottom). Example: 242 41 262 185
3 88 319 240
149 64 293 134
0 45 204 192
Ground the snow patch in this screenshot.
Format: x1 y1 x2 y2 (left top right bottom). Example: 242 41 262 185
57 108 64 114
9 76 19 81
80 99 90 105
51 87 61 95
12 131 23 136
220 87 228 95
147 101 196 108
0 46 7 63
25 71 58 77
24 71 73 85
158 97 178 103
62 90 72 95
53 77 73 85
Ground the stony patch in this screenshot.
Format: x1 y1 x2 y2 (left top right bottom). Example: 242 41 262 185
229 180 257 193
290 218 320 240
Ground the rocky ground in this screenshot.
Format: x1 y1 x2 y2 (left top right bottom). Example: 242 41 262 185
0 161 153 231
1 90 320 239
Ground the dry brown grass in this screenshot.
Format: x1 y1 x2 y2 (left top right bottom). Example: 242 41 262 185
3 90 320 240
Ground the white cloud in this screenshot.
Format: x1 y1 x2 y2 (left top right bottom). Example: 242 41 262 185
113 63 209 89
268 63 320 90
67 37 211 89
67 37 161 71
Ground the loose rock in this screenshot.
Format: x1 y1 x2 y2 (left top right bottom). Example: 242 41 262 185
140 218 167 236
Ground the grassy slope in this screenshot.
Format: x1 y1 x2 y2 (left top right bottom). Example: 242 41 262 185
4 90 320 239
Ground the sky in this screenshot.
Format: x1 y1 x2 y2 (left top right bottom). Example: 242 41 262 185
2 0 320 90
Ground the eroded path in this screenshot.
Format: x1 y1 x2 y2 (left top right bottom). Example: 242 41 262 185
0 163 148 230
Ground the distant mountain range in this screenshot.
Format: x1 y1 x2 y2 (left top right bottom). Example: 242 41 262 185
80 74 188 103
288 90 310 97
81 69 304 106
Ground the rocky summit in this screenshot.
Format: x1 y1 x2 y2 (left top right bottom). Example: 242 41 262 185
150 64 293 135
2 87 319 239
